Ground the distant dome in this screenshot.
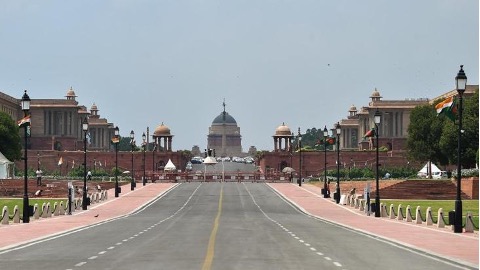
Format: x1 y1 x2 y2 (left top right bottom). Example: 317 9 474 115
349 104 357 112
370 88 382 98
212 112 237 126
90 103 98 111
65 87 77 99
274 123 292 136
154 123 171 136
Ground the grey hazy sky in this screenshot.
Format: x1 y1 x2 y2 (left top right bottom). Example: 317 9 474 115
0 1 478 151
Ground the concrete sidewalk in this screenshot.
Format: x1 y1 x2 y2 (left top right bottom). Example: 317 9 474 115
0 182 177 251
268 183 479 268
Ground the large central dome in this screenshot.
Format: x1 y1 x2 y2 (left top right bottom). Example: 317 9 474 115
212 112 237 126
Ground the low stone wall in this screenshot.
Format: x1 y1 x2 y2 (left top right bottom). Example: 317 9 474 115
1 190 108 225
342 193 477 233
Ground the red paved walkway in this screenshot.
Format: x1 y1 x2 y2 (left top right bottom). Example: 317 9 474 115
269 183 479 268
0 183 176 250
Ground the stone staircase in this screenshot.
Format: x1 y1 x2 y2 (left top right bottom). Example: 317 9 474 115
371 180 470 200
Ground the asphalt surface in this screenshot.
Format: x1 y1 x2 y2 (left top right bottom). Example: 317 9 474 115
0 182 477 270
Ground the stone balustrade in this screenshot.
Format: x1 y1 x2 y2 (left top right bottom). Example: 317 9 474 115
0 190 108 225
343 193 476 233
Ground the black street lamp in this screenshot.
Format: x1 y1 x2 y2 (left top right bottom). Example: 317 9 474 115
142 132 146 186
374 110 381 217
114 126 120 197
21 90 31 223
152 142 157 180
335 122 341 204
323 126 329 198
454 65 467 233
130 130 135 191
82 117 89 210
297 128 302 187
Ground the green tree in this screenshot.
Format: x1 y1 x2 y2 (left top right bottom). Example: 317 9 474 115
439 90 479 167
0 112 22 161
406 105 447 165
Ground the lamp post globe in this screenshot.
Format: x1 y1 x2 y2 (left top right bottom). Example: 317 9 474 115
323 126 329 198
21 90 31 223
82 117 89 210
335 122 341 204
130 130 135 191
374 109 381 217
454 65 467 233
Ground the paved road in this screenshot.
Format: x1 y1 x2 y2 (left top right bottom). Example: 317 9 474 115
0 182 473 270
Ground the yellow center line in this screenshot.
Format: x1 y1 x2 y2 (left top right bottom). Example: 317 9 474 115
202 184 224 270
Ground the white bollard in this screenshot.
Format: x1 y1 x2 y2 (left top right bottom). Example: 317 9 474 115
13 205 20 223
465 212 474 233
415 206 423 224
1 206 9 225
426 207 433 226
406 205 413 222
389 204 396 219
437 208 445 228
397 204 404 221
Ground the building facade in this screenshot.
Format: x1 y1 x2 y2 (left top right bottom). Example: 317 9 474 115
0 87 116 151
207 102 242 157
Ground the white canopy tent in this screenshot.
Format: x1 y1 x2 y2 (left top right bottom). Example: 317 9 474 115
417 162 441 178
164 159 177 172
0 151 13 179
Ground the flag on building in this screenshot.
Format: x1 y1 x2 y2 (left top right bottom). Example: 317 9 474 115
58 157 63 166
17 115 31 127
435 96 457 121
111 136 120 144
326 137 336 145
364 128 375 138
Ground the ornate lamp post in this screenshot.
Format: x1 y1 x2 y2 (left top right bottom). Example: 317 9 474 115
114 126 120 197
82 117 89 210
335 122 341 204
323 126 329 198
21 90 31 223
130 130 135 191
297 128 302 187
152 142 157 180
374 110 381 217
454 65 467 233
142 132 146 186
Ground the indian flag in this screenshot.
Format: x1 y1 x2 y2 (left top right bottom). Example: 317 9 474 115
17 115 31 127
111 136 120 144
364 128 375 138
435 96 456 121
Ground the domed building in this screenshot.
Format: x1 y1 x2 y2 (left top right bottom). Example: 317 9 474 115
273 122 293 152
153 122 173 152
207 102 242 157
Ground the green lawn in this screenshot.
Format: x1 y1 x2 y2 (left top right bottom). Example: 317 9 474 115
0 198 68 216
381 199 479 230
